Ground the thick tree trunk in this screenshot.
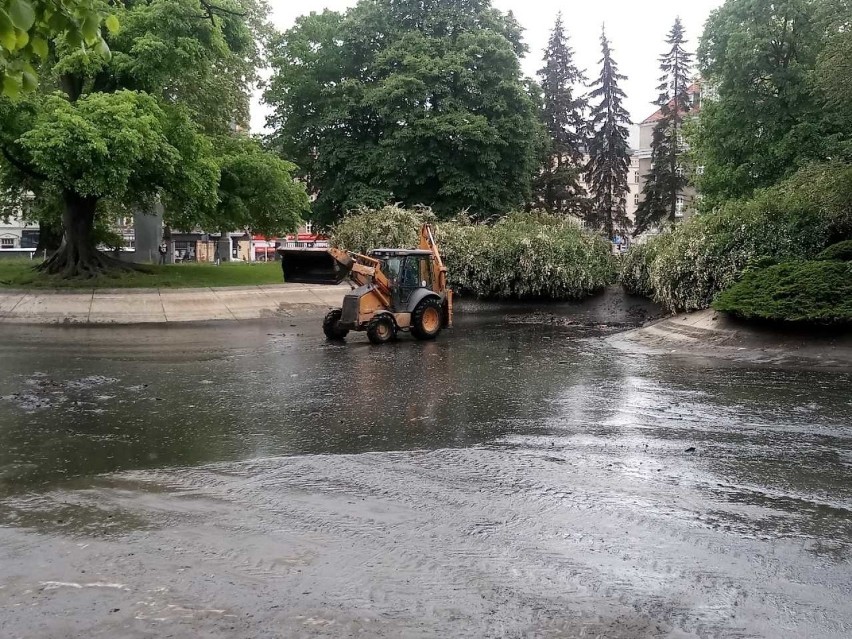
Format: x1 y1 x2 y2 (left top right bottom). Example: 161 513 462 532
35 218 63 254
37 192 138 278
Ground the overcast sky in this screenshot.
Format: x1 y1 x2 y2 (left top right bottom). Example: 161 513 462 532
252 0 725 145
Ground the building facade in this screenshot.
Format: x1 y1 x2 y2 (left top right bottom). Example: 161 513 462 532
0 211 39 257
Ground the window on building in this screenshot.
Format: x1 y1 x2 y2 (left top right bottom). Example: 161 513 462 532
675 196 686 217
304 221 313 234
675 165 685 178
174 240 196 262
634 171 640 183
21 230 39 249
696 165 705 176
1 238 15 249
634 194 640 206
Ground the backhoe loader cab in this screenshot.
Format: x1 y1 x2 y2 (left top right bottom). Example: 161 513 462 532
279 224 453 345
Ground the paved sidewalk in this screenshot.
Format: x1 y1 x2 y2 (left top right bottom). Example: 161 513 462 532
0 284 349 324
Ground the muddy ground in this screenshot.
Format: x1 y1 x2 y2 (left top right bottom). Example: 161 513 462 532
1 306 850 638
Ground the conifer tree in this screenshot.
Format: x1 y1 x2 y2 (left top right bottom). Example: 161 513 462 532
635 17 693 235
586 26 631 239
534 12 588 216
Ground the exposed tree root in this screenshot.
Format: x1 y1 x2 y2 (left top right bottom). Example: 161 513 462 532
37 244 149 279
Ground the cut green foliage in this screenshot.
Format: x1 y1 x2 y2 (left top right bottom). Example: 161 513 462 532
621 163 852 312
619 236 670 300
713 261 852 325
332 207 615 300
331 206 435 256
816 241 852 262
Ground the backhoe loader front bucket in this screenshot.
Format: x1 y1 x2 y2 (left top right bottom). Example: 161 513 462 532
279 248 348 285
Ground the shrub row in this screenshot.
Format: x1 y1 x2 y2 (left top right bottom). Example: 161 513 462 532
621 163 852 312
331 207 615 300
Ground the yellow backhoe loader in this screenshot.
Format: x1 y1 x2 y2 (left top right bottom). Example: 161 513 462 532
279 225 453 344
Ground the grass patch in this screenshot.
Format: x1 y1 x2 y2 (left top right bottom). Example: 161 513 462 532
713 261 852 325
0 260 285 289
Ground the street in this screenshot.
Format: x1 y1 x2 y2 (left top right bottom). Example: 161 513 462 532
1 310 850 638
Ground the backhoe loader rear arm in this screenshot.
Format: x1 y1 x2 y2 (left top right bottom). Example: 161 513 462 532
418 224 453 326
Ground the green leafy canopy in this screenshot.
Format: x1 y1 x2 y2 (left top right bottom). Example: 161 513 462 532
264 0 541 223
0 0 309 277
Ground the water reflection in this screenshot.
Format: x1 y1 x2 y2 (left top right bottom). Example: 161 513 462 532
1 317 850 531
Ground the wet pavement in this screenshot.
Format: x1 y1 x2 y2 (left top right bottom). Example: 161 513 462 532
0 310 850 638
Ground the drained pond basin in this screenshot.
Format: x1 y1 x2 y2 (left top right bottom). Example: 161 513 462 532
0 309 850 638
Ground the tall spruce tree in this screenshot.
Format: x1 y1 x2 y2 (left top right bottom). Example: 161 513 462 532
534 12 588 216
586 26 631 239
635 17 693 235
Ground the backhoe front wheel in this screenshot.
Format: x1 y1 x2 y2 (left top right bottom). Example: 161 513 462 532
367 315 396 345
411 298 443 341
323 309 349 340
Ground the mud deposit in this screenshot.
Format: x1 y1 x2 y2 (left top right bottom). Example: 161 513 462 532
1 313 851 638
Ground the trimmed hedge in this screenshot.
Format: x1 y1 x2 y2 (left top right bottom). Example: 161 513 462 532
817 240 852 262
332 208 615 300
713 261 852 325
621 163 852 312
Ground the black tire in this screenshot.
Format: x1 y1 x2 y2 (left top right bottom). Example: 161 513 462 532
323 309 349 340
410 297 443 341
367 315 396 345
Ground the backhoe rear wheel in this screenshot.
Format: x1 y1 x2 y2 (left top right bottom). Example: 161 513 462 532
367 315 396 345
411 297 443 341
323 309 349 340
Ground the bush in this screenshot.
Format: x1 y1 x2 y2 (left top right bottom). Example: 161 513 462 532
816 240 852 262
331 209 615 300
621 163 852 312
620 236 669 298
713 261 852 325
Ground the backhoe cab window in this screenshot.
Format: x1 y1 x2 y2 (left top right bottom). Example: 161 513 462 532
381 256 432 290
381 257 403 282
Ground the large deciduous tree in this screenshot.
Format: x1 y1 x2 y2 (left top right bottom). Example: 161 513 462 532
635 17 692 235
585 26 631 239
264 0 541 222
0 0 308 277
533 12 588 216
694 0 852 208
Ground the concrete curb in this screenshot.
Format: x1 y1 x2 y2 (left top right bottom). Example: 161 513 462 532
0 284 350 325
612 309 852 367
